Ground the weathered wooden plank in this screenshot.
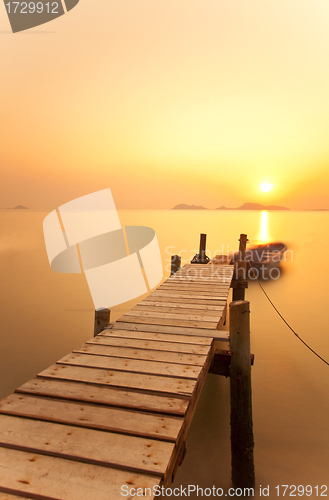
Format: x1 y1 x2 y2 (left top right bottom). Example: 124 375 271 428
138 300 224 311
148 291 229 299
169 276 232 283
0 414 174 476
180 264 233 269
176 331 216 445
117 315 219 330
167 277 232 283
132 304 223 317
38 364 197 397
0 447 160 500
169 270 231 275
58 352 201 379
111 322 230 340
99 329 212 345
0 394 183 442
16 378 189 416
76 343 207 366
123 309 222 323
87 336 210 355
159 284 231 292
143 295 227 306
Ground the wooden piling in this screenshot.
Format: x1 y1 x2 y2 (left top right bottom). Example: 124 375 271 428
238 233 248 260
232 261 247 301
232 234 248 301
94 308 110 337
199 233 207 263
170 255 182 276
229 300 255 489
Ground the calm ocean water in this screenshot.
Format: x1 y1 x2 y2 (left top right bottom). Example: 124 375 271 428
0 209 328 497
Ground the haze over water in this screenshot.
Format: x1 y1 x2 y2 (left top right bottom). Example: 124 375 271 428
1 209 328 497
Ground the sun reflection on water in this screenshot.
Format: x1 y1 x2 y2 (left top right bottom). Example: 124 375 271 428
258 210 270 243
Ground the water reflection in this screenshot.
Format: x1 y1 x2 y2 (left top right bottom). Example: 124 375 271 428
258 210 270 243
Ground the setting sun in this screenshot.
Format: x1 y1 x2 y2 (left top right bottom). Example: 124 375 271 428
260 182 274 193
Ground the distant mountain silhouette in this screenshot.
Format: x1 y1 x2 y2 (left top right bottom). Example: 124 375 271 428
217 202 289 211
13 205 28 209
173 202 290 210
172 204 207 210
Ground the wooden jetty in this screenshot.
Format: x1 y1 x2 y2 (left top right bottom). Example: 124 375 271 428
0 246 253 499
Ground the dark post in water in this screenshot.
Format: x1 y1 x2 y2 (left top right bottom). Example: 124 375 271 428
199 233 207 263
230 300 255 489
232 233 248 301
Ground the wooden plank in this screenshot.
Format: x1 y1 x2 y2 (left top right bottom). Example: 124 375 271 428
99 329 212 345
167 277 232 283
117 315 219 330
123 309 222 323
181 264 233 269
216 304 227 331
138 301 224 311
143 296 227 306
38 364 197 397
174 270 232 275
0 414 174 477
0 447 160 500
148 290 229 299
16 378 189 416
111 322 230 340
0 394 183 442
171 268 232 273
176 330 216 445
132 304 223 317
157 283 230 293
87 336 210 355
57 352 201 379
76 343 207 366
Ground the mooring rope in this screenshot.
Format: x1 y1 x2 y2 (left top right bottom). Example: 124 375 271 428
247 263 329 367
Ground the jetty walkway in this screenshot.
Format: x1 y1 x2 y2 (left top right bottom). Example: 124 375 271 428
0 263 233 500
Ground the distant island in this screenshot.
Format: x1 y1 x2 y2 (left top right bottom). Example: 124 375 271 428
13 205 28 209
172 204 207 210
217 202 290 211
172 202 289 210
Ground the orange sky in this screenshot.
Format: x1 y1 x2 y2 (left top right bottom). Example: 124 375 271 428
1 0 329 209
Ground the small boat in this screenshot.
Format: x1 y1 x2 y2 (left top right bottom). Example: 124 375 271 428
232 242 287 270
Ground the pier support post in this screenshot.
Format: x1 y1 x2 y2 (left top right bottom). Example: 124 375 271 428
232 234 248 301
238 233 248 260
94 308 110 337
170 255 182 276
199 233 207 263
229 300 255 489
